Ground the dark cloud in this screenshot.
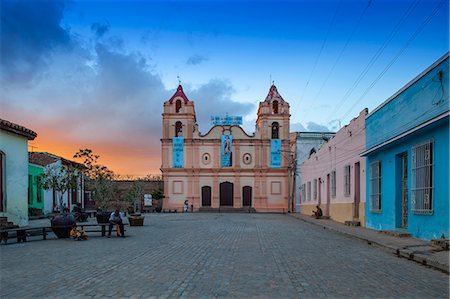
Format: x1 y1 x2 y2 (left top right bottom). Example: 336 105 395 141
186 54 208 66
0 0 71 84
91 22 110 38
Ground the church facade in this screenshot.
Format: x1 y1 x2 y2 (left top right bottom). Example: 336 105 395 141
161 84 291 212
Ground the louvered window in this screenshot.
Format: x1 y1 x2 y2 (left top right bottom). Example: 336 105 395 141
370 161 381 212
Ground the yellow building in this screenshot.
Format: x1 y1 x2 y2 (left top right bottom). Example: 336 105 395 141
161 84 291 212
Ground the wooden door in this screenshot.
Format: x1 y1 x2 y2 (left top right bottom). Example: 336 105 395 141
220 182 233 206
242 186 252 206
354 162 360 219
202 186 211 207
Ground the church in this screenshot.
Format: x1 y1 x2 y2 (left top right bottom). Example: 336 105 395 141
161 84 291 212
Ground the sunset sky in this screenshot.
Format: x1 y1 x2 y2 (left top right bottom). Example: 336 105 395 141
1 0 448 176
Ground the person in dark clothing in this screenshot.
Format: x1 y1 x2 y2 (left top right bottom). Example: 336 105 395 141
313 205 323 219
108 209 125 238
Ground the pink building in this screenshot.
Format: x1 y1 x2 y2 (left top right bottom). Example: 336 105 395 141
300 109 367 226
161 84 292 212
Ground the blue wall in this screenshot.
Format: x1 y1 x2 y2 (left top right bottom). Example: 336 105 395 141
365 54 449 240
366 56 449 150
366 118 449 240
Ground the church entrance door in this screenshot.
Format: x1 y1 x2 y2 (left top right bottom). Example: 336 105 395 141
242 186 252 206
201 186 211 207
220 182 233 206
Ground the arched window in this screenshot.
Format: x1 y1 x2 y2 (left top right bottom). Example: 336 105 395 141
272 100 279 114
175 100 182 113
271 122 279 139
175 121 183 137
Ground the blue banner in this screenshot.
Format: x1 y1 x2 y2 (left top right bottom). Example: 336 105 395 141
270 139 281 168
172 137 184 168
211 116 243 126
221 134 232 167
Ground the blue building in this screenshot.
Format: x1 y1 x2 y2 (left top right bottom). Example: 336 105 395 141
363 53 449 240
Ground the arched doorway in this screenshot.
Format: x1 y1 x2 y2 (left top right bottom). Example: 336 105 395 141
242 186 252 206
220 182 233 206
202 186 211 207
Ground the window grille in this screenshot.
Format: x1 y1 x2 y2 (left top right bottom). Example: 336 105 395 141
370 161 381 212
307 181 311 201
412 140 433 214
344 165 351 197
331 171 336 198
313 179 317 200
301 184 306 202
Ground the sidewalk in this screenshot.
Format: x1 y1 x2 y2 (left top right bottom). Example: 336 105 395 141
290 213 449 274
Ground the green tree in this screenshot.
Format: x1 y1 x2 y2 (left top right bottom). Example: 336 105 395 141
42 163 79 212
74 149 115 210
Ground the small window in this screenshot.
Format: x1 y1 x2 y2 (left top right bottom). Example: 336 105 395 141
271 122 279 139
273 100 279 114
331 171 336 198
370 161 382 212
175 100 182 113
344 165 351 197
301 184 306 202
307 181 311 201
175 121 183 137
313 179 317 200
412 140 433 214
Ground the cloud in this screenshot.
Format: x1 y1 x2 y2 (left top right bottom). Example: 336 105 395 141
290 122 307 132
0 0 71 84
306 122 331 132
186 79 255 133
91 22 110 38
186 54 208 66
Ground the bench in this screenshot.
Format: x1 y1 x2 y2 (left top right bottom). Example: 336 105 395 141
77 223 128 237
0 227 51 244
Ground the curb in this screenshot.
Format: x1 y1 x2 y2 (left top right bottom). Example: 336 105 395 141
290 214 449 274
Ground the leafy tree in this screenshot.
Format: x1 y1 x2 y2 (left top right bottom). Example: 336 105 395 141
74 149 115 210
42 163 79 212
125 181 144 213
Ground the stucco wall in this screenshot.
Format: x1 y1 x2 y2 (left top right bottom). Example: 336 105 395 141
366 119 449 240
0 131 29 226
300 110 367 225
28 163 45 212
366 56 449 150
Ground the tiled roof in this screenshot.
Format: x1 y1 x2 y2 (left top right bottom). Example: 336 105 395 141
264 85 285 102
168 85 190 104
0 118 37 140
29 152 85 169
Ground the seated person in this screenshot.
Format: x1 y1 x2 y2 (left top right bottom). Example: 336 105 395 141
313 205 323 219
108 209 125 238
70 224 87 240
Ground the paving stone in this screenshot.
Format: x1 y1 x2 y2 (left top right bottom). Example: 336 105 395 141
0 213 448 298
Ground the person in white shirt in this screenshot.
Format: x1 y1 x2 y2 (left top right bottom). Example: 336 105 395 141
108 209 125 238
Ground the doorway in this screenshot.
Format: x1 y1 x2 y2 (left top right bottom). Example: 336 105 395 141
326 174 330 216
202 186 211 207
220 182 233 206
354 162 360 219
242 186 252 206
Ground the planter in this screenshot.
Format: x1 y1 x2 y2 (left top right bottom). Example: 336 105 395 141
128 215 144 226
51 213 76 238
96 211 112 224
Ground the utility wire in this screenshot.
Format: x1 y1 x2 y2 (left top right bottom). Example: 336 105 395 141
297 0 342 113
341 0 447 120
312 0 373 105
326 0 420 121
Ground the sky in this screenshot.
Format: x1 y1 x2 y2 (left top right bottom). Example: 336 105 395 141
1 0 448 176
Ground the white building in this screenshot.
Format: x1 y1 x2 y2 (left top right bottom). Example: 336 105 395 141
294 132 335 212
0 119 37 226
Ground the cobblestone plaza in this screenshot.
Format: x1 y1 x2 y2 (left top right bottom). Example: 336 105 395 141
1 214 448 298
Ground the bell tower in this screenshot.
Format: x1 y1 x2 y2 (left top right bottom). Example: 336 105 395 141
256 84 290 140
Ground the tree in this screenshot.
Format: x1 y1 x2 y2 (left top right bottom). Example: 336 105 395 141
74 149 115 210
42 163 79 212
125 181 144 213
